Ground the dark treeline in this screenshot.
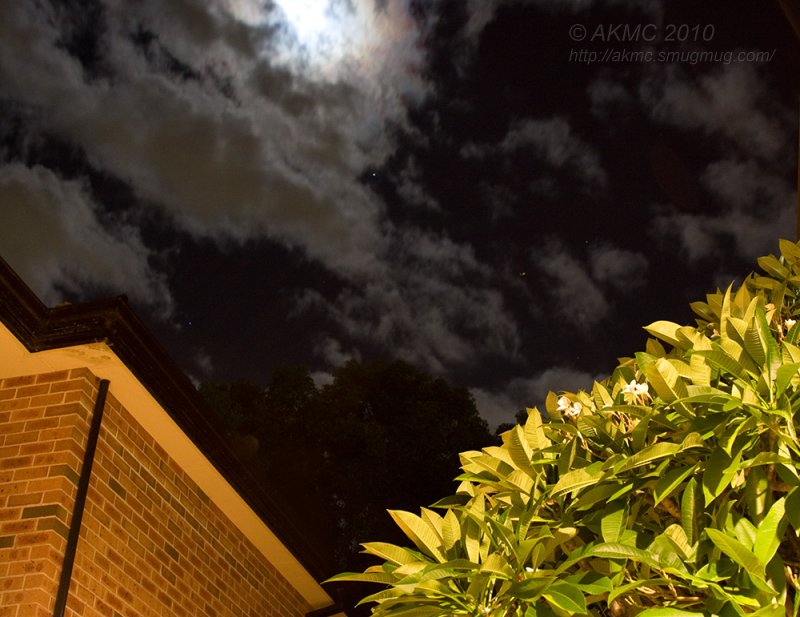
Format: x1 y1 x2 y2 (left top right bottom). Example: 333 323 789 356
199 359 494 614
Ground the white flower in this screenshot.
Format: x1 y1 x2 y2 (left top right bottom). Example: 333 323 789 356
786 318 797 330
622 380 650 405
557 395 582 418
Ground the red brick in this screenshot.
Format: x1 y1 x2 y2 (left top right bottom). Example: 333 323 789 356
2 376 35 387
34 371 71 384
29 393 66 408
1 368 314 617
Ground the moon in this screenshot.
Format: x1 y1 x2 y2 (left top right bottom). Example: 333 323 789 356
274 0 337 48
223 0 370 79
222 0 426 122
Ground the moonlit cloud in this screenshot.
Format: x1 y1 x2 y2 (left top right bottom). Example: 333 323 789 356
0 163 171 312
534 241 609 328
472 366 597 429
640 63 794 264
462 117 607 191
640 64 790 161
532 240 649 329
652 159 794 263
226 0 430 122
589 243 649 290
0 0 429 282
302 228 521 374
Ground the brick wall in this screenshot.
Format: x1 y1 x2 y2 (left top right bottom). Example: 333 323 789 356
0 369 93 617
0 369 313 617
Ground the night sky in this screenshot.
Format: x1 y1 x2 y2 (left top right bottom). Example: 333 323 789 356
1 0 798 428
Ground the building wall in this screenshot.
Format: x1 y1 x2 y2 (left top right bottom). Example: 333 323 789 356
0 369 313 617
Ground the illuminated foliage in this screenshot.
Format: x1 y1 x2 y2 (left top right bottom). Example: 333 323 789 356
331 239 800 617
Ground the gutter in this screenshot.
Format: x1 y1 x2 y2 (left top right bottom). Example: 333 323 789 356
53 378 110 617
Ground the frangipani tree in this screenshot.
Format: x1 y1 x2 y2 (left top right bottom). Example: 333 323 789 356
329 239 800 617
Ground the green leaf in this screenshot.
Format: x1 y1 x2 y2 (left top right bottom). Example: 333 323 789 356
325 570 398 584
702 447 735 504
463 502 482 563
542 581 587 614
644 321 684 349
758 254 789 279
580 542 662 569
389 510 446 562
592 381 614 410
779 238 800 262
664 524 694 561
551 463 605 497
775 363 800 398
705 528 765 579
575 482 627 511
441 508 461 553
480 552 514 578
744 464 771 523
681 477 701 545
655 465 695 507
786 488 800 533
643 358 689 404
756 306 782 386
600 501 626 543
362 542 423 565
616 441 681 473
750 604 787 617
563 572 613 596
743 322 766 367
693 349 751 382
511 577 552 600
503 424 535 475
753 497 786 566
523 408 551 451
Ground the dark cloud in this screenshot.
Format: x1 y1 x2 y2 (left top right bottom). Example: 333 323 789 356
0 163 171 312
462 117 607 192
532 239 648 330
300 227 520 374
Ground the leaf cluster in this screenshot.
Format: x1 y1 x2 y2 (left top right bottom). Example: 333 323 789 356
331 239 800 617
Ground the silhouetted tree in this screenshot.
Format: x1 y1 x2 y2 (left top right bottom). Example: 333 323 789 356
200 359 492 614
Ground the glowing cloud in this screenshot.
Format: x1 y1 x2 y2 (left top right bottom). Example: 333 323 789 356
224 0 429 120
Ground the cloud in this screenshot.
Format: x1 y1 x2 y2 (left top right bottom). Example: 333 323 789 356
652 159 794 262
315 337 361 367
500 119 608 188
588 76 634 119
0 1 431 281
463 117 607 191
536 242 609 327
0 163 171 312
637 61 794 266
640 63 790 161
472 366 597 428
589 242 649 290
392 156 440 211
532 240 649 329
302 228 520 374
0 1 522 387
